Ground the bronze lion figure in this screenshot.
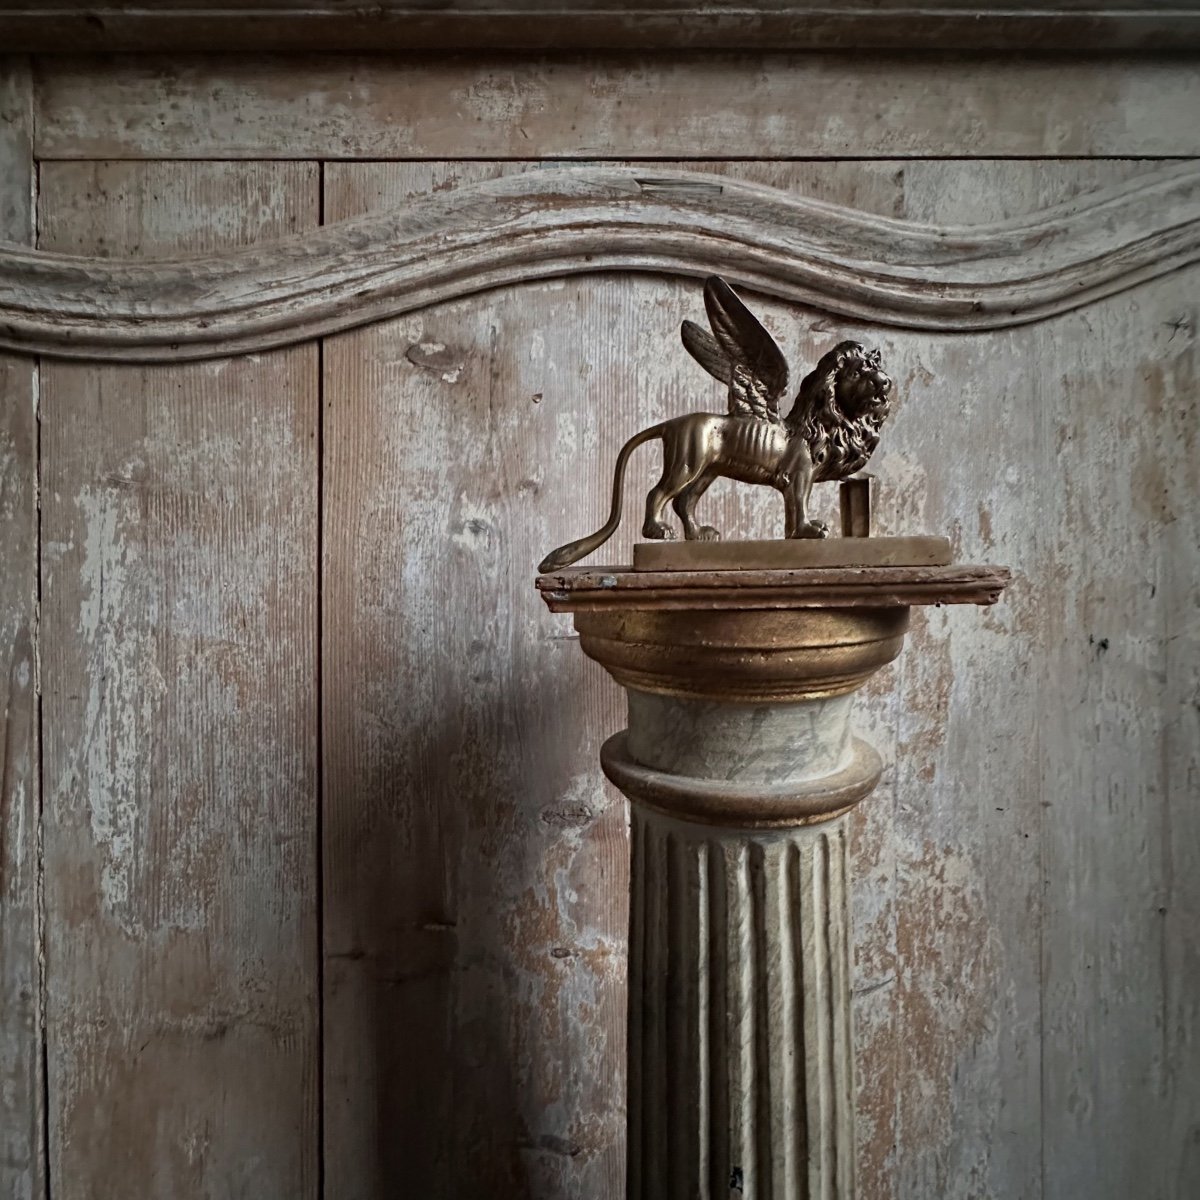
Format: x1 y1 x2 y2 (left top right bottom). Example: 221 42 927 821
539 276 893 573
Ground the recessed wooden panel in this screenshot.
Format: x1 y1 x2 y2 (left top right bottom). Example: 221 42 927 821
867 160 1199 1200
317 160 909 1199
899 157 1200 1200
37 161 320 1199
322 158 1200 1200
321 161 630 1200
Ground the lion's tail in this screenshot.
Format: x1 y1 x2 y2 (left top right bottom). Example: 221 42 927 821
537 423 667 573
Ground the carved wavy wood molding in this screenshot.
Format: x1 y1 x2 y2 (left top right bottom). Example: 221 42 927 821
2 164 1199 363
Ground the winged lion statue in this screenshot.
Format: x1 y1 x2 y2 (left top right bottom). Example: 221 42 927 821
538 276 893 573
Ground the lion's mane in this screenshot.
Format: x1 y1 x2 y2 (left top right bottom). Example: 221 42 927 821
786 341 893 482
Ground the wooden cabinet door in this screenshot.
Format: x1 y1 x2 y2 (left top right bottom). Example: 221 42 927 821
3 54 1198 1200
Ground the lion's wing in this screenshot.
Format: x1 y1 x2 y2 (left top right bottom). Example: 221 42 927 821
703 276 789 423
680 320 730 385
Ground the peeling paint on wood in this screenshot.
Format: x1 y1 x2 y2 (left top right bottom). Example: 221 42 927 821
4 113 1196 1200
10 162 1200 361
311 158 1200 1199
0 54 44 1200
36 161 321 1199
321 161 630 1200
887 161 1200 1199
31 55 1200 162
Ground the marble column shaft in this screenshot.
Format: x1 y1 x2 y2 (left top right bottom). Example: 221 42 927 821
604 690 875 1200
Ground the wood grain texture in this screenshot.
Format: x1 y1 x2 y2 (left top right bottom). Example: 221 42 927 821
984 166 1200 1200
31 54 1200 162
316 158 1199 1200
318 160 904 1199
538 563 1009 610
631 535 954 571
37 161 320 1200
321 161 626 1200
863 159 1200 1200
0 56 44 1200
5 163 1200 360
5 2 1200 52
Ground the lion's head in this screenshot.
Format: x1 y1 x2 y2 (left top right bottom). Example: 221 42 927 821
786 341 893 481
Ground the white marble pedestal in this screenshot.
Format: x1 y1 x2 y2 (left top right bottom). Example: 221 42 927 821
536 564 1008 1200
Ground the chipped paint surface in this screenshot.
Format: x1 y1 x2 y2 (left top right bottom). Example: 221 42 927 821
3 130 1198 1200
35 161 322 1199
0 63 43 1200
30 56 1200 161
74 479 152 918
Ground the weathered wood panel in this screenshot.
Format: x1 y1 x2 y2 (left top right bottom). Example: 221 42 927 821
1029 285 1198 1200
319 160 909 1199
875 161 1148 1199
32 55 1200 161
1036 256 1200 1200
872 160 1200 1199
0 55 44 1200
37 162 320 1200
321 161 625 1200
322 158 1200 1200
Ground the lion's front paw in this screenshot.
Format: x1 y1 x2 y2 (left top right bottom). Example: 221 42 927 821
791 520 829 539
642 520 676 541
696 525 721 542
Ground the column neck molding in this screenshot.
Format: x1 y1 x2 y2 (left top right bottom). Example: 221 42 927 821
602 731 882 830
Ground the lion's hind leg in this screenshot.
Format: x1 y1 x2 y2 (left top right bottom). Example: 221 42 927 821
672 469 721 541
643 435 702 541
642 472 685 540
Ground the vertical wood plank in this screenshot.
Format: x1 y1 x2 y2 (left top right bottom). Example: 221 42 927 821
0 55 44 1200
894 159 1200 1200
322 161 626 1200
1026 194 1199 1200
1162 334 1200 1198
37 162 320 1200
0 59 33 243
1031 266 1200 1200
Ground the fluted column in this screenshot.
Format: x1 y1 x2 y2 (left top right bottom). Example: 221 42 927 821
627 800 857 1200
605 690 869 1200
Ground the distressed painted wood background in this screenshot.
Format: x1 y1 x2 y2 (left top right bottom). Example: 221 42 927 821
1 53 1198 1200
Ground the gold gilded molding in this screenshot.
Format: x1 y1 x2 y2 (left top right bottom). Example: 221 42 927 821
573 606 910 703
538 563 1010 613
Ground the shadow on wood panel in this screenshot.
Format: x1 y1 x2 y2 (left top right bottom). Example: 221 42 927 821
323 656 625 1197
